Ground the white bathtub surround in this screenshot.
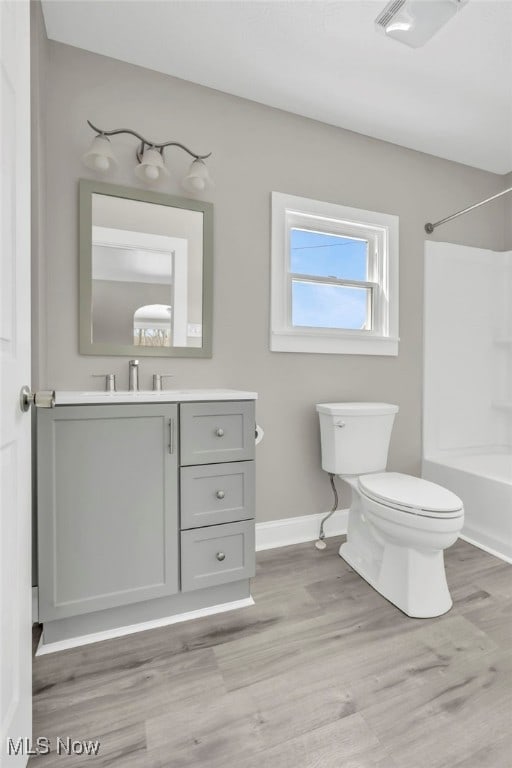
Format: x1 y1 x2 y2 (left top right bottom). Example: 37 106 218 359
423 451 512 562
423 243 512 562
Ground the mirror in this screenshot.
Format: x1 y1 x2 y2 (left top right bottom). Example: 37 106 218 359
79 180 213 357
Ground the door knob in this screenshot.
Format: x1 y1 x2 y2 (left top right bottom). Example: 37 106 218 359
20 386 55 413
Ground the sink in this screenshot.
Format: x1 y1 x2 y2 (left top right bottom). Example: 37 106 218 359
54 389 258 405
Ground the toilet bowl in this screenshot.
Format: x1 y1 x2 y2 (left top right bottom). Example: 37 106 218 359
341 472 463 617
316 403 464 618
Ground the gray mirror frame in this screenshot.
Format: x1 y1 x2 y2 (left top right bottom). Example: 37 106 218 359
79 179 213 358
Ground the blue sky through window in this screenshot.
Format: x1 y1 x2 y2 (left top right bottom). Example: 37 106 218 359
290 228 368 280
290 229 369 330
292 282 369 329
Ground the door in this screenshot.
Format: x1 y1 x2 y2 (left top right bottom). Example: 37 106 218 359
0 1 32 766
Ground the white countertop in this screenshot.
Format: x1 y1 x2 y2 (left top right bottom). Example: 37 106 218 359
54 389 258 405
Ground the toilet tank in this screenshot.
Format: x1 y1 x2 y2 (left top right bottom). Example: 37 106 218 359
316 402 399 475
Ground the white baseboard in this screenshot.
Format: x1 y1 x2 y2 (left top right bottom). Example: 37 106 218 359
36 596 255 656
32 586 39 624
255 509 348 551
459 534 512 565
34 512 348 652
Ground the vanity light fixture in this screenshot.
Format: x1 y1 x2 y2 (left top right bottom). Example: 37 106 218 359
82 120 213 191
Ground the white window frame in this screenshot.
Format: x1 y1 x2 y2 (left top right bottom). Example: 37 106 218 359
271 192 399 356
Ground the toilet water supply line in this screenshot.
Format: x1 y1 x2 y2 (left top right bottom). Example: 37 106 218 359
315 473 339 551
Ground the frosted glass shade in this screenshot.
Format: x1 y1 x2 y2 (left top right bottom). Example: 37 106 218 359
134 148 169 183
82 135 118 173
183 159 212 192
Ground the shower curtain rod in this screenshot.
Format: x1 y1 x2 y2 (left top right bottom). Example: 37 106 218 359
424 186 512 234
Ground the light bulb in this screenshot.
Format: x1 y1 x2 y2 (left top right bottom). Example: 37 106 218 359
83 134 117 173
144 165 160 181
183 158 211 192
189 177 206 191
94 155 110 171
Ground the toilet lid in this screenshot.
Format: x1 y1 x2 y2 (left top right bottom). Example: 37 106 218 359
358 472 463 517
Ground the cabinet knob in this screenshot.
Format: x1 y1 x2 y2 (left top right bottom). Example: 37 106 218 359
215 428 225 437
215 490 225 500
216 552 226 562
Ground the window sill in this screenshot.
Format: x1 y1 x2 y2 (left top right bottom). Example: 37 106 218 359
270 330 399 356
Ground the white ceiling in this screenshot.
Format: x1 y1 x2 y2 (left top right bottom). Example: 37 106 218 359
41 0 512 174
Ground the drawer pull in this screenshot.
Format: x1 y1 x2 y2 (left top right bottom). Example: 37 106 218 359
215 428 225 437
215 490 225 500
168 418 175 454
216 552 226 562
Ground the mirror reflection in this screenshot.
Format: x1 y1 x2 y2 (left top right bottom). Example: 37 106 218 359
91 194 204 349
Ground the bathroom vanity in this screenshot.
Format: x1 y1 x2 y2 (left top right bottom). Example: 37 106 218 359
36 390 257 649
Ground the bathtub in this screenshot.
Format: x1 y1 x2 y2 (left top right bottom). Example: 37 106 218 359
422 451 512 563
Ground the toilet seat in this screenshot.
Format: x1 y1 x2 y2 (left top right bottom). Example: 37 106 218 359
358 472 463 519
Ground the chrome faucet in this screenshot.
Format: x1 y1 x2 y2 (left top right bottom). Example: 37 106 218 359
128 359 139 391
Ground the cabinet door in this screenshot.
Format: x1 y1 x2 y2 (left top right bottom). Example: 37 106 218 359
37 404 179 621
180 401 255 465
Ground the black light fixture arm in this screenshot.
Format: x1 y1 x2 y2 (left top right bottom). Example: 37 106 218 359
87 120 212 161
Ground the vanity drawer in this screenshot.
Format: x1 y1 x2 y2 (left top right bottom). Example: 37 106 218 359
180 401 255 465
181 520 255 592
181 461 255 529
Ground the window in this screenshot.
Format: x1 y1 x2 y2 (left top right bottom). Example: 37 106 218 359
271 193 399 355
133 304 172 347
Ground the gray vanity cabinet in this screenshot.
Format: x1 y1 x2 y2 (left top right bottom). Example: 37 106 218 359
37 397 256 644
37 404 179 622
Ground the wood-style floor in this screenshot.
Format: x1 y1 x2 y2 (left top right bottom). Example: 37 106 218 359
31 537 512 768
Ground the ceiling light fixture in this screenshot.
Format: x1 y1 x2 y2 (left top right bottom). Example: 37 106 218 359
82 120 212 191
375 0 469 48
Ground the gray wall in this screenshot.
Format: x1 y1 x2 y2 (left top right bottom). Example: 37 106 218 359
36 37 509 522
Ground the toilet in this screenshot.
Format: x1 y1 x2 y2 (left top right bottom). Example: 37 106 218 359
316 402 464 618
